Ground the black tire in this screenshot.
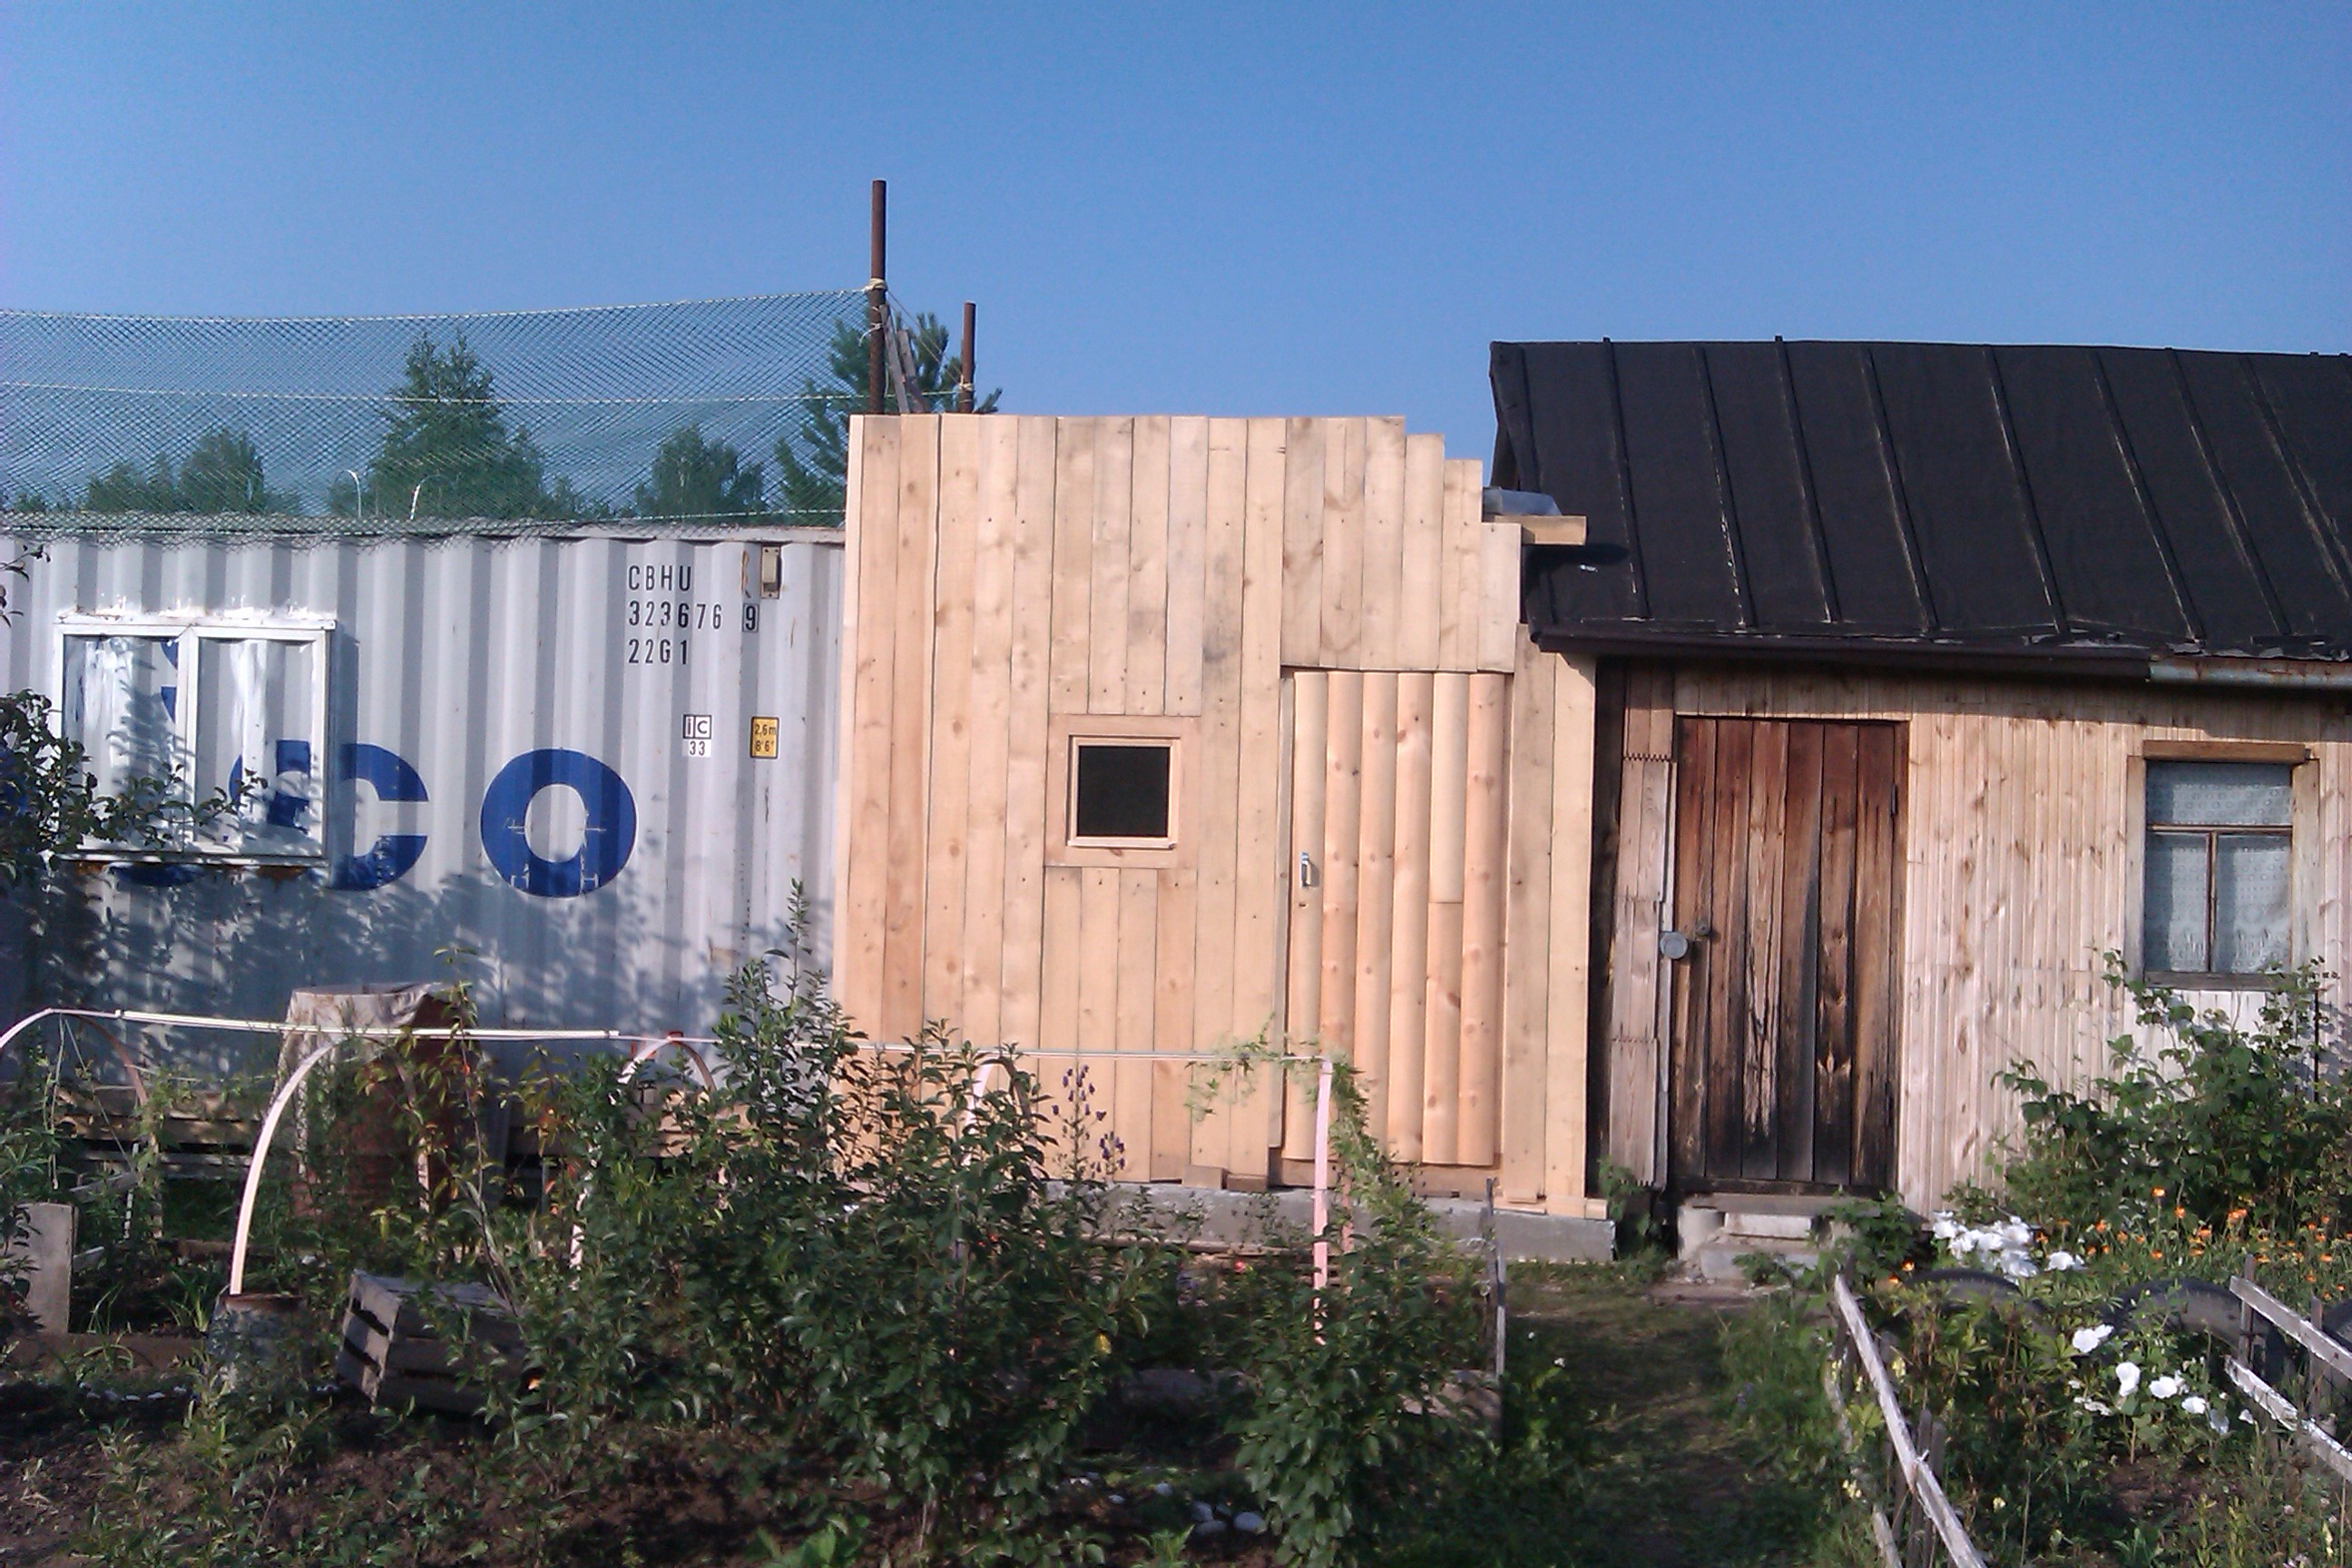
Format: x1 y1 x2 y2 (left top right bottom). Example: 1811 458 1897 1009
1904 1268 2050 1324
2104 1278 2288 1382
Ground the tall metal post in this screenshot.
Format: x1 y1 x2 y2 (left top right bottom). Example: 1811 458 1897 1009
957 300 975 414
867 180 887 416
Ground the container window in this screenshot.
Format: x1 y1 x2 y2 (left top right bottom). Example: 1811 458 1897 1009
2143 760 2293 979
58 619 328 861
1071 741 1173 844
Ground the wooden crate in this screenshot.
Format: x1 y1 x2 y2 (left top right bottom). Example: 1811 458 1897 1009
334 1270 524 1415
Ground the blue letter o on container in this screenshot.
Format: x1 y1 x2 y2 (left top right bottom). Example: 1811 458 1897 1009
479 749 636 897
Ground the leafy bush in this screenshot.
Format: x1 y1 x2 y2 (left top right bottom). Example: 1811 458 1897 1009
2000 960 2352 1238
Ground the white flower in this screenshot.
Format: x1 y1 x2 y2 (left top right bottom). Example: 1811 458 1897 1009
2116 1361 2141 1398
1997 1250 2040 1279
1949 1229 1981 1256
2045 1250 2081 1272
2149 1375 2182 1400
2180 1395 2208 1416
2073 1396 2113 1415
1931 1215 1959 1241
1998 1218 2034 1249
2072 1324 2114 1355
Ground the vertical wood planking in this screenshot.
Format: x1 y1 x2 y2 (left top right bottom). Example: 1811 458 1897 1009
1457 671 1512 1167
1116 867 1159 1176
998 418 1060 1055
958 416 1022 1048
1608 679 1676 1184
1230 416 1292 1171
1283 671 1329 1156
1544 655 1600 1209
1039 865 1083 1093
1441 460 1485 671
1300 669 1364 1160
1280 418 1326 668
1075 867 1122 1140
1773 722 1825 1182
838 418 900 1034
1811 723 1860 1187
1164 417 1210 717
1740 720 1788 1179
1387 671 1435 1160
881 417 940 1041
1188 420 1249 1170
1852 724 1903 1190
1500 641 1555 1203
922 416 982 1027
1700 720 1754 1179
1423 671 1471 1164
1126 417 1170 716
1048 420 1096 715
1666 715 1716 1184
1320 418 1366 667
1089 419 1134 714
1152 862 1197 1179
1400 435 1446 671
1477 523 1521 673
1353 671 1399 1142
1359 418 1406 672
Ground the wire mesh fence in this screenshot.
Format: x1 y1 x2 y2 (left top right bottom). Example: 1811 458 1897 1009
0 290 884 536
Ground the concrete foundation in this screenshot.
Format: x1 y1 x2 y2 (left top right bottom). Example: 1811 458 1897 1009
1100 1182 1615 1263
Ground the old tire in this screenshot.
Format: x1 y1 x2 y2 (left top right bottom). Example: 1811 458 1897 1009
2104 1278 2288 1382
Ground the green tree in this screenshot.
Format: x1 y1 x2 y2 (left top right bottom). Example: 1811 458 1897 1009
82 430 299 514
632 424 765 519
333 333 583 521
772 311 997 524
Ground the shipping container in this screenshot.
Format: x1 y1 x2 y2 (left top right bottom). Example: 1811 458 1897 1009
0 520 841 1069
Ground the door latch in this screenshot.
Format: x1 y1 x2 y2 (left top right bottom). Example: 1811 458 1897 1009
1298 850 1318 888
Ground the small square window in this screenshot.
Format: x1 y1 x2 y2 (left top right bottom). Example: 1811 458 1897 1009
2143 760 2293 979
1071 741 1172 844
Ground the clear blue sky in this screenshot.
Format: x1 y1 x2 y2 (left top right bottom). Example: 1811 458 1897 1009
3 4 2344 466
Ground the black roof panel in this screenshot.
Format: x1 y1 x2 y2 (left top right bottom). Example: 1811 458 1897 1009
1495 340 2352 664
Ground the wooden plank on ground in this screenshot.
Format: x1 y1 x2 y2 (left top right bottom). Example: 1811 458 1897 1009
1457 671 1512 1168
998 418 1061 1055
881 416 940 1041
922 415 982 1029
1090 417 1135 714
1353 670 1399 1143
1387 671 1435 1161
1048 418 1096 715
1164 416 1209 717
1500 642 1554 1204
1281 417 1326 668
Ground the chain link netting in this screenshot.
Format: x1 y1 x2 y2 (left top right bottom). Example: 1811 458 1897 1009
0 290 878 537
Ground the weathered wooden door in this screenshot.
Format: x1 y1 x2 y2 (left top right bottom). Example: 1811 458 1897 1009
1667 719 1902 1192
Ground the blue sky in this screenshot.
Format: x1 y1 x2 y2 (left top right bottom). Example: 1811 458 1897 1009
2 4 2344 465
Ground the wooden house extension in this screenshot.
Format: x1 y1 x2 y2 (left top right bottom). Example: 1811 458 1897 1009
833 416 1603 1217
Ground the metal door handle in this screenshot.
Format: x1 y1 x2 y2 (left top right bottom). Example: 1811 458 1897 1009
1298 851 1317 888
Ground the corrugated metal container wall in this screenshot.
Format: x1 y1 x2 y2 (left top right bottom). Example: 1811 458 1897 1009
0 527 840 1068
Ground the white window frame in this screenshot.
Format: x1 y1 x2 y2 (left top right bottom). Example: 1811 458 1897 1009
54 612 335 866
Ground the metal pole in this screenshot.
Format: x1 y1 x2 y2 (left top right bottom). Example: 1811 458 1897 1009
958 300 975 414
867 180 887 417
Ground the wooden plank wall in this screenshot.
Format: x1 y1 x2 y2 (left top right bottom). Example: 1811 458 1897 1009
1594 664 2352 1208
836 414 1601 1213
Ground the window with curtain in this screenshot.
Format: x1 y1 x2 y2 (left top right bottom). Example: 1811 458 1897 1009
2142 760 2293 980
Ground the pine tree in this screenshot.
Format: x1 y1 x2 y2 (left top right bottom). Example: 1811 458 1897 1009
333 333 577 521
633 424 765 519
772 311 997 524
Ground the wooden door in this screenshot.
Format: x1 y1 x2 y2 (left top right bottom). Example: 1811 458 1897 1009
1667 718 1902 1192
1283 668 1510 1168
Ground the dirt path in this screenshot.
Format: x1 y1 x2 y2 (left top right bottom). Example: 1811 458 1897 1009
1486 1267 1834 1568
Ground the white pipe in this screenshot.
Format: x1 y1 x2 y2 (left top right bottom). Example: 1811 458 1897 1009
226 1036 342 1296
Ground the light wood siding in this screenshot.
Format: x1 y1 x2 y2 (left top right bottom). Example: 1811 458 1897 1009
838 415 1597 1211
1594 664 2352 1209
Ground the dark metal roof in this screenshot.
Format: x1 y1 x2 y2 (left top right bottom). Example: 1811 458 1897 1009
1492 340 2352 669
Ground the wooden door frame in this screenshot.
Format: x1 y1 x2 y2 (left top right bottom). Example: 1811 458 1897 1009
1661 715 1907 1199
